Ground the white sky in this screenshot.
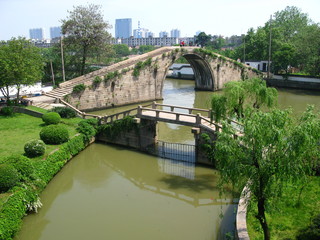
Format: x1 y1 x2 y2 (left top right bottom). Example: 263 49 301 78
0 0 319 40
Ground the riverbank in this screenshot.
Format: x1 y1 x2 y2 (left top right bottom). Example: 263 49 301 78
0 109 93 239
267 75 320 91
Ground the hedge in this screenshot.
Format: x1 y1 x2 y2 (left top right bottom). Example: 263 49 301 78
0 134 89 239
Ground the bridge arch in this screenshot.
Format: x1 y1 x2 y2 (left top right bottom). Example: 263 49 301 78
46 47 260 111
181 53 214 91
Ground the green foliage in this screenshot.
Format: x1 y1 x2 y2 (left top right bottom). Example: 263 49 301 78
297 213 320 240
113 44 130 57
4 154 34 178
195 32 212 47
92 76 102 87
77 119 98 143
132 58 153 77
211 78 278 121
0 37 44 102
72 83 86 93
0 106 14 116
0 187 29 240
98 116 137 139
24 139 46 158
61 4 112 75
51 107 77 119
215 107 320 240
104 71 120 82
200 133 215 166
42 112 61 125
40 125 69 144
0 164 20 192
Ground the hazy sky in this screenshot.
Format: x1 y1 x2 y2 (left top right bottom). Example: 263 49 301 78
0 0 319 40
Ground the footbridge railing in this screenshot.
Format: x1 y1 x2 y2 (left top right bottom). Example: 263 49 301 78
98 101 242 134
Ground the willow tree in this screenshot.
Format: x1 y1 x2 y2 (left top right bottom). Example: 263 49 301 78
215 106 320 240
61 4 112 75
211 78 278 122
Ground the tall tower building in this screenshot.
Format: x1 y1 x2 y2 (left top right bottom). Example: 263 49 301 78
115 18 132 38
29 28 45 40
170 29 181 38
159 31 169 38
50 26 61 39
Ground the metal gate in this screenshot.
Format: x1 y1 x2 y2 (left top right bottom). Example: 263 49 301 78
147 141 196 163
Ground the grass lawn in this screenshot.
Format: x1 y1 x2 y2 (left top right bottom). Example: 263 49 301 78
247 176 320 240
0 112 82 161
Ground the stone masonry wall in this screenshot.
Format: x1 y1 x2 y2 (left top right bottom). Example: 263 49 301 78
63 47 259 111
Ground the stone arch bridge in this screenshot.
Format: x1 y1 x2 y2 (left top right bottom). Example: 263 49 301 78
45 47 260 111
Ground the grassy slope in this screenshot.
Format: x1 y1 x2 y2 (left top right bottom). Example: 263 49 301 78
247 177 320 240
0 113 81 160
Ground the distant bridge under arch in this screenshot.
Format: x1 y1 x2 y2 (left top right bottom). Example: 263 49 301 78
45 47 260 111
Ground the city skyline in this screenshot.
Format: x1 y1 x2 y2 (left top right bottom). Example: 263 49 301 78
1 0 319 41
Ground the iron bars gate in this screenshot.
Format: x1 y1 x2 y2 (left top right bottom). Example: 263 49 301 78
147 141 196 163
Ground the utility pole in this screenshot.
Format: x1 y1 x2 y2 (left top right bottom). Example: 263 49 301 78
243 34 246 63
50 60 55 87
267 15 272 79
60 36 66 82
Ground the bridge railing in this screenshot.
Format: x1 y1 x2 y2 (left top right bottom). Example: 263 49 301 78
99 103 153 124
150 102 212 118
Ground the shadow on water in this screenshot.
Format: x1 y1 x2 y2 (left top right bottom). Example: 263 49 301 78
160 173 220 193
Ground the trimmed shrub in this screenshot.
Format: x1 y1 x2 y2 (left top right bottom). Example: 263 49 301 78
40 125 69 144
42 112 61 125
1 106 14 116
24 139 46 158
0 164 20 192
4 154 34 178
51 107 77 119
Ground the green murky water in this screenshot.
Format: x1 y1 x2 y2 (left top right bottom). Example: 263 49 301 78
15 79 320 240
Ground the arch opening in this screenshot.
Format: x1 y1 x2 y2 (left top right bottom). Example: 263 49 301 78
183 54 214 91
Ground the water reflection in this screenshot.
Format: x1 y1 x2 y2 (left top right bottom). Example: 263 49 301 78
16 143 235 240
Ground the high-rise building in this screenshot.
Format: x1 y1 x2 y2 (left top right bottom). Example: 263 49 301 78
50 26 61 39
115 18 132 38
159 31 169 38
29 28 45 40
133 28 152 38
170 29 181 38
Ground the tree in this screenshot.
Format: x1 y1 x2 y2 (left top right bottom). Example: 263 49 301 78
211 78 278 121
214 106 320 240
273 6 310 42
0 38 43 102
272 43 297 75
294 23 320 76
61 4 112 75
113 44 130 57
195 32 211 47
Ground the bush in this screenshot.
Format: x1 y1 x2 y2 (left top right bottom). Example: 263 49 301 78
4 154 34 178
51 107 77 119
0 164 20 192
42 112 61 125
24 139 46 158
297 213 320 240
1 106 14 116
77 121 97 143
40 125 69 144
72 83 86 93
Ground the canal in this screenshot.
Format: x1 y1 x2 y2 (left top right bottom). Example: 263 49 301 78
15 78 320 240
